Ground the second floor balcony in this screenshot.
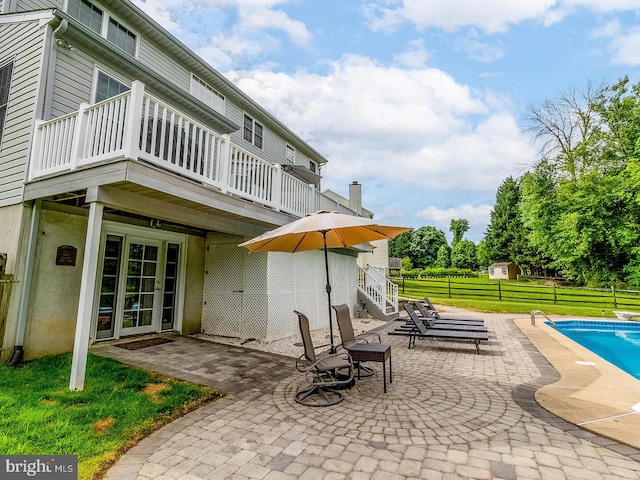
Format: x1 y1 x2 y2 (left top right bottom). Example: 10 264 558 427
28 81 356 221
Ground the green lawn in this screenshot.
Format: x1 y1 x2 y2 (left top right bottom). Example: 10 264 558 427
0 353 222 480
396 276 636 317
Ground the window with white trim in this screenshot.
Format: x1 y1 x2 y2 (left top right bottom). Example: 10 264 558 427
0 61 13 147
67 0 102 34
309 161 317 173
95 70 129 102
107 18 136 56
243 114 263 149
190 75 225 115
67 0 138 57
286 145 295 164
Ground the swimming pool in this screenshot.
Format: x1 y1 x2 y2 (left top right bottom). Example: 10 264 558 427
548 320 640 380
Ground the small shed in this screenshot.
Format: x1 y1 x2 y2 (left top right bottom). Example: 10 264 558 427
389 257 402 271
488 262 519 280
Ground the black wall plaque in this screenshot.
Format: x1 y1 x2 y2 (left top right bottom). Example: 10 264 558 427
56 245 77 266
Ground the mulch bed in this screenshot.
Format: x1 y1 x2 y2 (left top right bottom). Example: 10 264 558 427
114 337 174 350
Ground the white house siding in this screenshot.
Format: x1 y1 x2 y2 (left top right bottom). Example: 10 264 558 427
0 18 48 207
225 102 288 168
49 48 94 118
357 239 390 274
0 204 26 274
138 38 191 92
15 0 63 10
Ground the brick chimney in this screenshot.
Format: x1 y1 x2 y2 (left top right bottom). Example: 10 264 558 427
349 181 362 215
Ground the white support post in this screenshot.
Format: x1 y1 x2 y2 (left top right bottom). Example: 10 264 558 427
122 80 145 161
218 134 231 193
271 163 282 211
28 121 44 181
69 201 104 391
70 102 89 169
308 183 316 214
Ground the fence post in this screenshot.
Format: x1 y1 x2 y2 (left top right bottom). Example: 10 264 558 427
498 280 502 300
553 284 557 304
611 285 617 308
448 277 451 298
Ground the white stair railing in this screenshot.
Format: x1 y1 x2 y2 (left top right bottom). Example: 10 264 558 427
357 265 399 315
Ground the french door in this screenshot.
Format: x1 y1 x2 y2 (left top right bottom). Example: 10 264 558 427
96 229 183 340
120 238 162 336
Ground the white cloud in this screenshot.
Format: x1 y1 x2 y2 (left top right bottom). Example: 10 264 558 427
132 0 311 71
609 29 640 65
588 20 640 66
416 204 494 242
454 31 505 63
364 0 640 34
393 39 431 68
225 55 536 201
237 7 311 45
590 19 623 38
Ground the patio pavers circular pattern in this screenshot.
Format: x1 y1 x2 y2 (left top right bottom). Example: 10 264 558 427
98 311 640 480
277 370 523 447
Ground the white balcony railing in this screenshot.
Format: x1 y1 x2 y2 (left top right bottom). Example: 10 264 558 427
29 80 356 219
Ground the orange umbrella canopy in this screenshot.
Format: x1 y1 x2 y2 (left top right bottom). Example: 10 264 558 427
239 210 411 253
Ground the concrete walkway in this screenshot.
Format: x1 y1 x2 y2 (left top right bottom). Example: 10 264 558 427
95 311 640 480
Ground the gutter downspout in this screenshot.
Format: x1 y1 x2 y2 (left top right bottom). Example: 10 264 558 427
42 19 68 119
7 199 41 366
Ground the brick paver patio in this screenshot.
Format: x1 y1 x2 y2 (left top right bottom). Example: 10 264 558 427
95 311 640 479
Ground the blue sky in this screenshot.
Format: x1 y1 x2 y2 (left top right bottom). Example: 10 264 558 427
133 0 640 242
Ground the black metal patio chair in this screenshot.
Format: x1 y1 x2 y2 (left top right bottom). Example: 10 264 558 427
293 310 355 407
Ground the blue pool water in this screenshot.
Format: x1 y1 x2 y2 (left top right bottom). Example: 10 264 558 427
548 320 640 380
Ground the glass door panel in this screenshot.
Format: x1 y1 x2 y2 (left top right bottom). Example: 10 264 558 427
120 240 161 335
161 243 179 330
96 235 122 339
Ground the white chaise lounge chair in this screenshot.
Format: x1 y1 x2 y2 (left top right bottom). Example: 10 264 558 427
613 311 640 321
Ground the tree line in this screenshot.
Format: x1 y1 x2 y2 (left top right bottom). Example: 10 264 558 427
391 76 640 288
389 219 479 272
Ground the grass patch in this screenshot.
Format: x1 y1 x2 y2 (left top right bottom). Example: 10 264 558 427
0 352 222 480
397 277 625 317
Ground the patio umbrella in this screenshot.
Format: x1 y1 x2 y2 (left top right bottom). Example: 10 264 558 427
239 210 410 352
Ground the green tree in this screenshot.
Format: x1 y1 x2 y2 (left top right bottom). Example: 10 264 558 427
450 240 478 270
401 256 413 272
520 77 638 285
476 240 490 271
434 244 451 268
483 176 541 274
449 219 469 245
407 226 448 268
621 158 640 284
388 230 412 259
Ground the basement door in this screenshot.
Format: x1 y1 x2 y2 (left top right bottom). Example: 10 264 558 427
96 230 183 340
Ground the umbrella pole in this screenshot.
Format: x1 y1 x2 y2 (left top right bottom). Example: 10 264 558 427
322 231 335 353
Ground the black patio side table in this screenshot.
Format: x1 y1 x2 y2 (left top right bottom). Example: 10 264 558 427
347 343 392 393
